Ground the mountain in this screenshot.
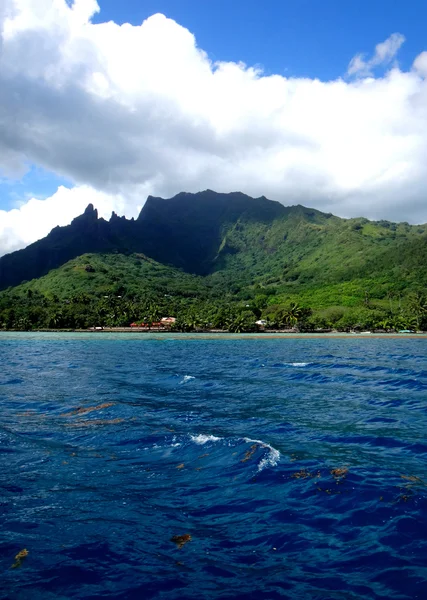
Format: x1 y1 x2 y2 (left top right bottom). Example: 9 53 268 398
1 190 427 299
0 204 136 290
136 190 287 274
0 191 289 289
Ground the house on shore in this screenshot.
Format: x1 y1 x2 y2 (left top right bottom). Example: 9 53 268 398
161 317 176 327
129 317 176 328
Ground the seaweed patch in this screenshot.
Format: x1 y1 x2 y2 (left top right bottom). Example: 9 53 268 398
171 534 192 549
65 418 124 427
11 549 29 569
61 402 114 417
241 444 258 462
292 469 312 479
400 474 425 486
331 467 348 480
291 469 321 480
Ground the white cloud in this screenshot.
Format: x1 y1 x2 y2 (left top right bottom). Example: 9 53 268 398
0 185 127 254
0 1 426 257
413 51 427 77
347 33 406 76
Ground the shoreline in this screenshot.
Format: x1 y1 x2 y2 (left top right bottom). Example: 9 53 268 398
1 328 427 339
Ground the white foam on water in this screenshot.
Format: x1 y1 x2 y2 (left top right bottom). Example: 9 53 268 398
189 434 280 471
190 434 222 445
180 375 195 384
288 362 310 367
258 449 281 472
243 437 281 472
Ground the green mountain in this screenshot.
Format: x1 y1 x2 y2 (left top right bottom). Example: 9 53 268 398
0 191 288 288
2 190 427 291
1 190 427 331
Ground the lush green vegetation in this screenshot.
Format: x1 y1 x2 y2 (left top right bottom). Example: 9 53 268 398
1 253 426 332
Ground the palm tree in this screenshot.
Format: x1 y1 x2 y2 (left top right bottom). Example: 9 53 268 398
148 304 161 325
391 314 407 332
173 318 193 332
379 317 393 331
15 316 32 331
288 302 303 325
46 310 62 329
276 302 302 328
226 312 257 333
226 315 247 333
408 292 427 330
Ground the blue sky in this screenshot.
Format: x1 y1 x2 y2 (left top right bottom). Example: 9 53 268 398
1 0 425 213
1 0 427 254
92 0 427 79
1 0 426 212
0 168 72 209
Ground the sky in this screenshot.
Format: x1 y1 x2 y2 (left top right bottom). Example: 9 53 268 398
0 0 426 256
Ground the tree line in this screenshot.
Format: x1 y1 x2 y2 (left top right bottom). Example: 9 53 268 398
1 288 426 333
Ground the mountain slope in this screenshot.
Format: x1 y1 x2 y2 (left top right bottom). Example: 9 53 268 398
136 190 287 273
0 204 132 289
5 252 211 300
1 190 427 297
210 212 427 290
0 191 287 289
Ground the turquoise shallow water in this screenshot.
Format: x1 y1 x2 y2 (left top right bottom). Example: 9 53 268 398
1 333 427 599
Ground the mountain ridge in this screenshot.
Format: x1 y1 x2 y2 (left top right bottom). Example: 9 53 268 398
0 190 426 294
0 191 321 289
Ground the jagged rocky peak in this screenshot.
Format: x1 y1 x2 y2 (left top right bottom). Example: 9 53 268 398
79 191 290 228
84 203 98 218
70 203 99 227
110 211 128 222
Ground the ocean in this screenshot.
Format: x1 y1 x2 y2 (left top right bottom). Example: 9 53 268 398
1 333 427 599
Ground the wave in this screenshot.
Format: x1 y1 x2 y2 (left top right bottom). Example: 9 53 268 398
243 437 281 471
189 433 280 472
272 362 311 368
190 434 222 444
180 375 196 384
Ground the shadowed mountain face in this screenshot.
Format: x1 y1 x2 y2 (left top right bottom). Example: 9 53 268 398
0 190 427 292
136 190 289 273
0 204 134 290
0 191 289 289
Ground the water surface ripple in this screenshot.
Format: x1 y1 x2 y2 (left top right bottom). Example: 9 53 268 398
1 333 427 599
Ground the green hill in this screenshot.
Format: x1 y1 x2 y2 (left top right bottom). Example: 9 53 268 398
8 252 210 299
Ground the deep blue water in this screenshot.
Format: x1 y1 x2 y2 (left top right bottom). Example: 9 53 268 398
1 333 427 600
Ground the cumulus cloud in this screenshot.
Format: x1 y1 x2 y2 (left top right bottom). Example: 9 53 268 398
413 51 427 77
0 185 127 254
0 0 427 257
347 33 406 77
